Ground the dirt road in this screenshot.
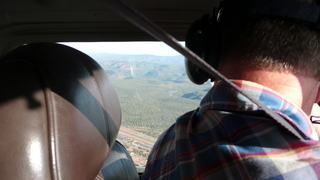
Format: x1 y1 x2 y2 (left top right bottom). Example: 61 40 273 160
118 126 157 149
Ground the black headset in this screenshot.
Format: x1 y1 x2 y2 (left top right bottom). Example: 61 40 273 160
185 0 320 85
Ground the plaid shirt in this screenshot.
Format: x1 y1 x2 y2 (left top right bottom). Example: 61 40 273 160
142 80 320 180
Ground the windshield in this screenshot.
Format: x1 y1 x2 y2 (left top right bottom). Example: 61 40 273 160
62 42 212 172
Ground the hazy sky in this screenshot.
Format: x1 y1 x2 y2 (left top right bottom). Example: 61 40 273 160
62 41 185 56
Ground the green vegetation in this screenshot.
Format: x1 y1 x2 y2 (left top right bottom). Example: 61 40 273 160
110 77 209 138
94 54 211 139
132 148 149 158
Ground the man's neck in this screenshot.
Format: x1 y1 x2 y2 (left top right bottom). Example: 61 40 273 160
218 63 319 115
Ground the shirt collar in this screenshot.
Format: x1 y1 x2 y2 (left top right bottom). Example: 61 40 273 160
200 80 315 140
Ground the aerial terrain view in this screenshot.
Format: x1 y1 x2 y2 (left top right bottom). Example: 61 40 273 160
90 52 212 167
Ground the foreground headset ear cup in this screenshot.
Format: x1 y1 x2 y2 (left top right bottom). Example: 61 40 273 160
185 14 220 85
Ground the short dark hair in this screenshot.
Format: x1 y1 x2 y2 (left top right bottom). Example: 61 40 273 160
220 0 320 79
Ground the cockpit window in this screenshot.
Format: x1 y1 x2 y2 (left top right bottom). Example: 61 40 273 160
62 42 212 172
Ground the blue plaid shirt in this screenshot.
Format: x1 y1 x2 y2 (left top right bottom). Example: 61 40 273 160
142 80 320 180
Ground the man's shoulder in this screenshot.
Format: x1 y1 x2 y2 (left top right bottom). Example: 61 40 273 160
144 107 320 179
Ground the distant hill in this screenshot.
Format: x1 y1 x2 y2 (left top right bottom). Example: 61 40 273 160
94 53 190 83
143 65 185 81
89 53 184 65
182 92 205 100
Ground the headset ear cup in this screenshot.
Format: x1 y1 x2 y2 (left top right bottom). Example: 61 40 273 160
185 14 220 85
185 60 211 85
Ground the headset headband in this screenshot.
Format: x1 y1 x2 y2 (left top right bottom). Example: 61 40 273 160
219 0 320 30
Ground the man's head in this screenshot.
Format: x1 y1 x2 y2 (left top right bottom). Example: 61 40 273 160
220 0 320 79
